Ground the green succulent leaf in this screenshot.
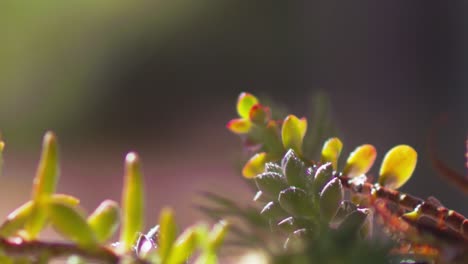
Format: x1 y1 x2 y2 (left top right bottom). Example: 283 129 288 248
277 217 309 234
313 163 333 196
32 131 60 200
26 132 60 239
0 255 12 264
194 252 217 264
0 194 79 238
281 149 307 188
66 256 86 264
281 115 307 155
379 145 417 189
333 201 358 224
159 207 177 262
320 137 343 170
278 187 312 218
242 152 270 179
166 226 198 264
254 172 288 198
226 118 252 134
337 209 368 235
120 152 145 252
237 92 259 119
249 104 270 124
343 144 377 178
208 220 229 252
264 162 283 174
46 200 97 248
87 200 120 243
260 201 285 219
319 177 343 222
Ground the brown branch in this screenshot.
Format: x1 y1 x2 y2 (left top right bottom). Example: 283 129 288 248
0 238 150 264
337 174 468 243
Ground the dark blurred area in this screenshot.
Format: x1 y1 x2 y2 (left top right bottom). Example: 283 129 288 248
0 0 466 231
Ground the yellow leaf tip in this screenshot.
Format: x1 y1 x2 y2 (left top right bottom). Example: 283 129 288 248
43 131 57 145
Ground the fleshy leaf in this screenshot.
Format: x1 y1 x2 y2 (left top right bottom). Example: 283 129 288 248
159 207 177 262
260 201 284 219
333 201 358 224
120 152 144 252
343 144 377 177
319 177 343 222
26 132 60 239
263 120 284 156
281 115 307 155
254 172 288 198
313 163 333 196
264 162 283 174
226 118 252 134
249 104 270 124
281 149 307 188
0 194 79 238
277 217 309 233
337 209 368 234
278 187 312 218
378 145 417 189
237 92 259 119
242 152 269 179
32 131 60 200
320 138 343 170
208 220 229 251
166 227 198 264
87 200 120 243
46 200 97 247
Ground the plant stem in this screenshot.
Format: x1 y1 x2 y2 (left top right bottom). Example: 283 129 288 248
0 238 150 264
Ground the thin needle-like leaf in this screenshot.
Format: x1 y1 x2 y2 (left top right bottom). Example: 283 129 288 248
119 152 144 252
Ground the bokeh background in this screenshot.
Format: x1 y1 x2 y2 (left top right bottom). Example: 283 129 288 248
0 0 466 240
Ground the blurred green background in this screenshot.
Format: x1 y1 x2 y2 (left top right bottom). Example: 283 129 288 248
0 0 466 234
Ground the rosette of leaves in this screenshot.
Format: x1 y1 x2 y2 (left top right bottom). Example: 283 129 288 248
0 132 228 264
205 92 451 263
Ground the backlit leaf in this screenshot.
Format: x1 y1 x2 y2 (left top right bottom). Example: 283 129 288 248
319 177 343 222
159 207 177 262
46 200 96 247
120 152 144 252
242 152 270 179
166 226 198 264
32 131 59 200
208 220 229 251
87 200 120 243
313 163 333 196
249 104 270 124
281 149 307 188
278 187 313 218
281 115 307 155
343 144 377 177
26 132 60 239
237 92 259 119
0 194 79 238
320 138 343 170
226 118 252 134
254 172 288 198
378 145 417 189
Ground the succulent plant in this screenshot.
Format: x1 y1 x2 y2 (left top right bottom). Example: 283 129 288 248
0 132 228 264
213 92 468 264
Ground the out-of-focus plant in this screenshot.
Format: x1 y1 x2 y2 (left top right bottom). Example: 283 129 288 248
0 132 228 263
202 92 468 264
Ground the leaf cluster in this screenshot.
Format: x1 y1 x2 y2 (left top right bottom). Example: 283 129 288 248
0 133 228 264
